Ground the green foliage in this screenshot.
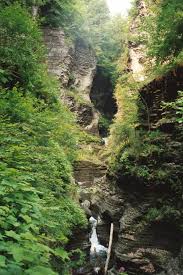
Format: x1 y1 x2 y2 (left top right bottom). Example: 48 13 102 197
85 1 127 82
0 88 87 274
0 0 86 40
146 206 182 223
40 0 87 40
0 0 47 7
128 0 139 18
1 0 127 88
100 16 128 82
143 0 183 65
68 248 86 269
0 3 58 103
162 91 183 124
109 73 139 156
145 207 162 222
0 4 87 274
110 125 183 224
0 169 56 274
0 5 42 90
108 0 183 229
98 115 111 136
84 0 109 52
67 89 92 106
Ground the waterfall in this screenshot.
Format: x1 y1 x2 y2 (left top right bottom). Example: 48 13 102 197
102 137 109 146
89 217 107 273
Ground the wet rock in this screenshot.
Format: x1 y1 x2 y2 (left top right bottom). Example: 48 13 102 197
86 174 182 275
81 200 92 217
74 161 107 188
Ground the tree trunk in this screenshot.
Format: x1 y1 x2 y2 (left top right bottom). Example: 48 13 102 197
104 223 114 275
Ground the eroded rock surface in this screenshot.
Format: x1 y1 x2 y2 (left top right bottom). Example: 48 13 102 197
128 0 147 81
74 160 106 188
43 27 99 134
106 1 183 273
140 67 183 130
107 72 183 274
71 39 96 101
88 176 182 275
43 28 73 85
157 247 183 275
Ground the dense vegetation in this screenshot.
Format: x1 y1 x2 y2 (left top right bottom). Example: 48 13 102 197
144 0 183 65
0 4 87 274
0 0 127 273
109 0 183 227
3 0 183 273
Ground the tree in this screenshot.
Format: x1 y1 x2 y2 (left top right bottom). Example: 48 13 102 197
144 0 183 64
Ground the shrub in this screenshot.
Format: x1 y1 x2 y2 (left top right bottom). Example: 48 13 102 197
143 0 183 65
0 5 87 274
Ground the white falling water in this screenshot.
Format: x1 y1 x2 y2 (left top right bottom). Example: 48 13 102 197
89 217 108 273
102 137 109 146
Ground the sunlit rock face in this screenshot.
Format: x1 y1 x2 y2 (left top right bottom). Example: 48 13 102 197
43 28 97 93
43 28 74 85
71 39 97 102
128 0 148 81
43 27 99 134
128 46 145 81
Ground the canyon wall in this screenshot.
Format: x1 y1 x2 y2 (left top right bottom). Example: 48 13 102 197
43 28 99 134
92 1 183 274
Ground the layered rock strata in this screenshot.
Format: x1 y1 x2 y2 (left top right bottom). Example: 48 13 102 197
43 28 99 134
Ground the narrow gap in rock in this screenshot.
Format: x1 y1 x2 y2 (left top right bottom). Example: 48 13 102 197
90 66 117 137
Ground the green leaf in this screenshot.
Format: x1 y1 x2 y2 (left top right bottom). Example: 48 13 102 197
53 248 69 261
7 215 20 227
19 214 32 224
0 256 6 267
25 266 57 275
5 231 20 241
1 263 24 274
11 246 24 263
0 76 8 84
20 232 37 241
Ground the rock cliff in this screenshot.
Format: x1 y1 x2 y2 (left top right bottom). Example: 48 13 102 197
91 73 183 275
91 1 183 274
128 0 147 81
108 67 183 274
43 28 99 134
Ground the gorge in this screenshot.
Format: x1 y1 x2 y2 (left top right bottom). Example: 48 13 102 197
0 0 183 275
